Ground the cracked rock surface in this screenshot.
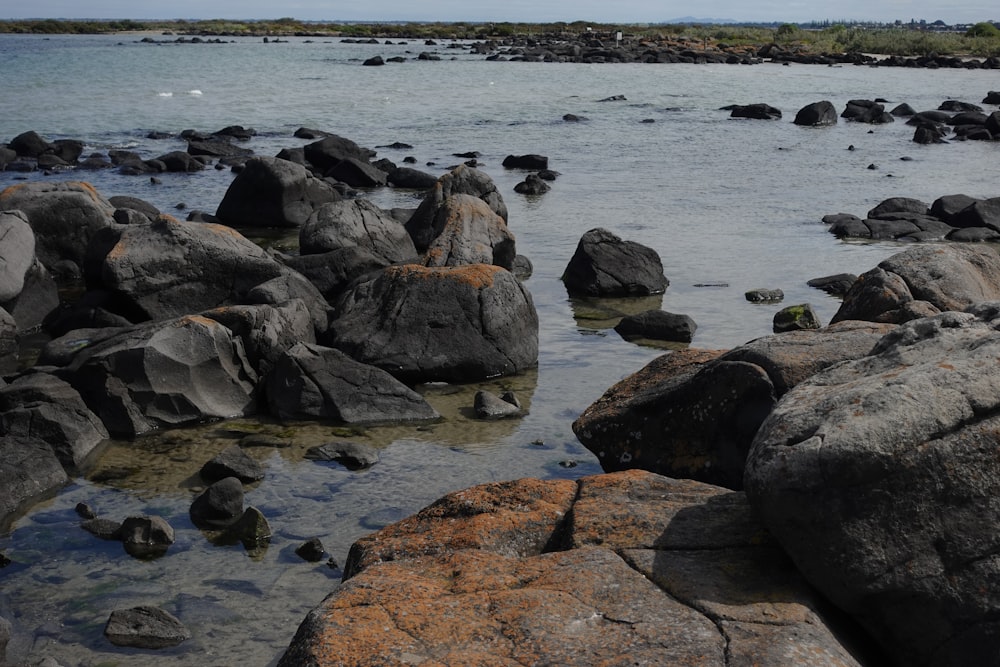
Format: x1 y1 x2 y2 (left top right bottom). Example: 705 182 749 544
280 470 871 666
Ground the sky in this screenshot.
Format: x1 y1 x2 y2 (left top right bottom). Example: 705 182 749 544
2 0 995 26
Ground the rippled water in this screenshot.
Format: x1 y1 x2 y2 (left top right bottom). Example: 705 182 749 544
1 32 998 666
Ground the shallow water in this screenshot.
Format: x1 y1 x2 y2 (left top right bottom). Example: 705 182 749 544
1 33 998 666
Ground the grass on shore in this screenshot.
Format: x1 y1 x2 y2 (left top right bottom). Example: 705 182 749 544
1 18 999 58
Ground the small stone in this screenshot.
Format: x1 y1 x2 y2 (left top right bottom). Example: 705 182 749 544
120 516 175 559
474 390 523 420
221 506 271 550
745 288 784 303
75 502 97 519
295 538 327 563
305 442 380 470
81 518 123 541
773 304 822 333
200 444 265 484
104 605 190 649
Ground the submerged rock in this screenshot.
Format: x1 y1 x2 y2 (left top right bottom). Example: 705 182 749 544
105 605 190 648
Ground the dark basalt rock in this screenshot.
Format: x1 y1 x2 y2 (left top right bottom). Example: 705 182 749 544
502 154 548 170
105 606 190 648
216 156 341 228
189 477 245 530
614 309 697 343
793 100 837 126
562 228 668 298
305 441 381 470
200 445 265 484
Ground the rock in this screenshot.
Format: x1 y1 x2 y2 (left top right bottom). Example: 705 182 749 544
92 215 331 330
0 309 14 374
842 99 894 124
187 137 253 159
282 470 869 667
220 506 271 551
266 342 439 424
420 193 517 270
386 166 438 189
950 196 1000 230
772 303 821 332
0 372 109 473
0 435 69 533
295 537 327 562
276 247 392 302
299 198 417 264
200 445 264 484
831 245 1000 325
9 130 51 157
305 441 381 470
153 150 205 172
729 103 782 120
202 300 316 378
929 193 980 224
614 309 697 343
362 55 384 66
502 154 548 170
745 288 784 302
562 228 668 297
120 515 174 559
513 173 551 195
302 134 375 174
104 605 190 648
0 211 59 331
0 614 10 664
473 389 523 419
326 264 538 384
189 476 245 530
745 308 1000 666
109 195 160 221
215 156 341 228
405 165 508 252
794 100 838 126
867 197 929 218
81 517 123 540
807 273 857 297
0 181 117 271
56 315 257 438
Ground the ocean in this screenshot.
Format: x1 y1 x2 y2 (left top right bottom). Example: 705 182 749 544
0 32 997 665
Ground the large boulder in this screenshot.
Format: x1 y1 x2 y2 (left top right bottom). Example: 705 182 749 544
265 342 439 423
302 134 375 174
56 315 258 438
92 216 331 330
0 181 117 270
0 435 69 533
0 210 59 331
282 471 871 667
562 227 668 297
421 193 516 270
0 372 108 473
746 307 1000 666
405 165 508 252
201 300 315 378
299 198 417 264
832 245 1000 325
574 321 894 489
326 264 538 384
275 247 391 302
215 156 341 228
794 100 838 126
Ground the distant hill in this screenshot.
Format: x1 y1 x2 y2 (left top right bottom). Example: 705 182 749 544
664 17 740 24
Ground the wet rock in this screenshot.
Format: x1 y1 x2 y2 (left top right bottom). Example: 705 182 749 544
326 156 389 188
513 173 550 195
104 605 190 648
745 288 783 302
267 342 438 424
326 264 538 384
0 614 9 664
772 303 821 332
120 515 175 559
614 309 697 343
189 476 245 530
200 445 265 484
386 166 438 189
420 193 516 270
299 198 417 264
473 389 523 419
302 134 375 174
807 273 857 297
215 156 342 228
305 441 380 470
794 100 838 126
81 517 123 540
220 506 271 550
728 102 782 120
202 300 316 378
9 130 51 158
0 436 69 533
153 150 205 172
562 227 668 297
0 309 14 374
295 537 327 562
842 99 894 124
502 154 549 170
746 308 1000 666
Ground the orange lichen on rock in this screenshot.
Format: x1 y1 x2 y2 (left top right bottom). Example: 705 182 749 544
384 263 504 291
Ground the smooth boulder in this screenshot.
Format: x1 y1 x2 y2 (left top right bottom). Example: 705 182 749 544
326 264 538 384
0 435 69 533
215 156 341 228
562 227 668 297
299 198 417 264
420 193 516 270
105 606 190 648
405 165 508 252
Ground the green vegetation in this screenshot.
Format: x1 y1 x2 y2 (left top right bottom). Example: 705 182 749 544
0 18 998 57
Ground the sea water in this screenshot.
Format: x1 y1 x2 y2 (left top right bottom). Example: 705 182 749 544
0 32 997 665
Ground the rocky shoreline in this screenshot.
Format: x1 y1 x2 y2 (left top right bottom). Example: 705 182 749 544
3 101 1000 664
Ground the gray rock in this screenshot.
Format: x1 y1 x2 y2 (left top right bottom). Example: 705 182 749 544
745 288 784 303
276 247 391 302
405 165 508 252
473 389 523 419
746 308 1000 666
299 198 417 264
562 228 668 297
56 316 257 439
120 515 175 559
793 100 838 126
0 372 109 473
104 605 190 648
0 435 68 532
189 476 245 530
295 537 327 562
200 445 264 484
0 308 16 375
302 134 375 174
420 194 516 270
866 197 929 218
215 156 341 228
502 154 548 169
81 517 123 540
0 614 10 665
326 264 538 384
807 273 857 297
772 303 821 333
326 156 388 188
202 300 315 379
614 309 697 343
266 342 438 424
305 441 380 470
513 173 550 195
220 506 271 551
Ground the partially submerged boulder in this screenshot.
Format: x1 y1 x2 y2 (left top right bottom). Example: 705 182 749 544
105 605 190 648
562 228 668 297
405 165 508 252
215 156 341 228
326 264 538 384
0 435 69 533
420 193 516 270
794 100 838 126
746 307 1000 666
